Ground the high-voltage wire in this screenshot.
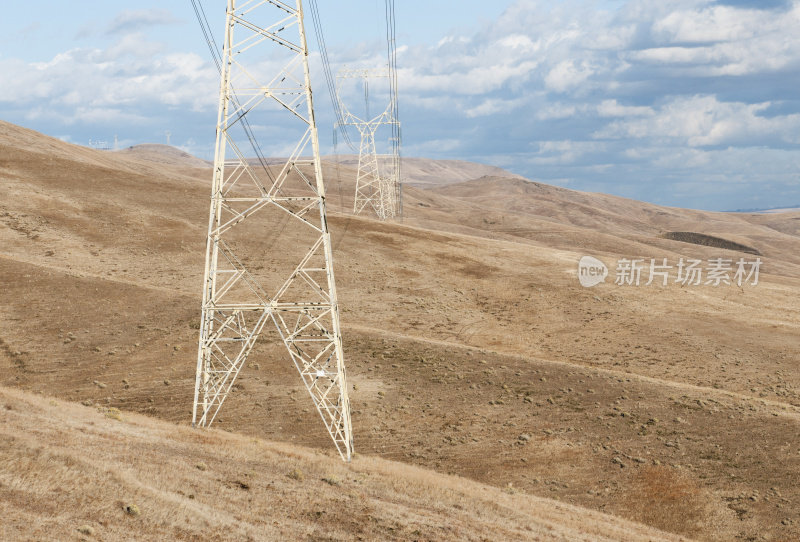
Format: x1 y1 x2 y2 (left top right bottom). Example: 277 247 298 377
189 0 279 189
384 0 402 218
307 0 357 152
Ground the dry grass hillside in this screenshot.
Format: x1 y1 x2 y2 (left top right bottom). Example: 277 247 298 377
332 154 523 188
409 175 800 276
115 144 211 168
0 385 686 541
1 120 799 541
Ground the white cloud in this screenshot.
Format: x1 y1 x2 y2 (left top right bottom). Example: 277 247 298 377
497 34 539 52
536 102 586 120
654 4 765 43
0 40 217 115
630 46 722 65
531 140 606 165
465 97 527 118
651 146 714 169
628 3 800 75
26 106 150 126
364 0 800 208
400 58 539 96
597 99 655 118
102 32 166 60
544 60 594 92
403 138 462 156
595 95 800 147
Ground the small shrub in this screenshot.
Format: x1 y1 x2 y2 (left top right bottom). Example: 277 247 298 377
77 525 95 536
287 468 304 481
123 503 140 517
96 406 122 421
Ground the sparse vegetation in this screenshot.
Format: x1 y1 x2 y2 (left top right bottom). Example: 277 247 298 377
621 466 709 538
97 406 122 421
0 386 683 541
0 121 798 541
123 503 140 517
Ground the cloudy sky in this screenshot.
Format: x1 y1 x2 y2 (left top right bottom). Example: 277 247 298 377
1 0 799 211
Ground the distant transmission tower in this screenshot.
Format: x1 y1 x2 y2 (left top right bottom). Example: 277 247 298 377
336 68 401 220
192 0 353 461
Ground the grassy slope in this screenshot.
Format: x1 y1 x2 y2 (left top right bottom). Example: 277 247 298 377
2 121 799 540
0 386 685 542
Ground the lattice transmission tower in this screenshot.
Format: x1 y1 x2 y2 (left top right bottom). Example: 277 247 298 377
192 0 353 461
336 67 402 220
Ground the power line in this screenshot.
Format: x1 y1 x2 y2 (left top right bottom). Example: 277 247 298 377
307 0 357 153
189 0 279 190
384 0 402 218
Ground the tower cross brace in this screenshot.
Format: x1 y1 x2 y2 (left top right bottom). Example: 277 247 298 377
192 0 353 462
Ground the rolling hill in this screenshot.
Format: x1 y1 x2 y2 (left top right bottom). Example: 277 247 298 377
0 385 686 541
1 120 799 541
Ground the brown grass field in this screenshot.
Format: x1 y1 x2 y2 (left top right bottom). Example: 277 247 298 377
1 120 799 540
0 386 687 541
